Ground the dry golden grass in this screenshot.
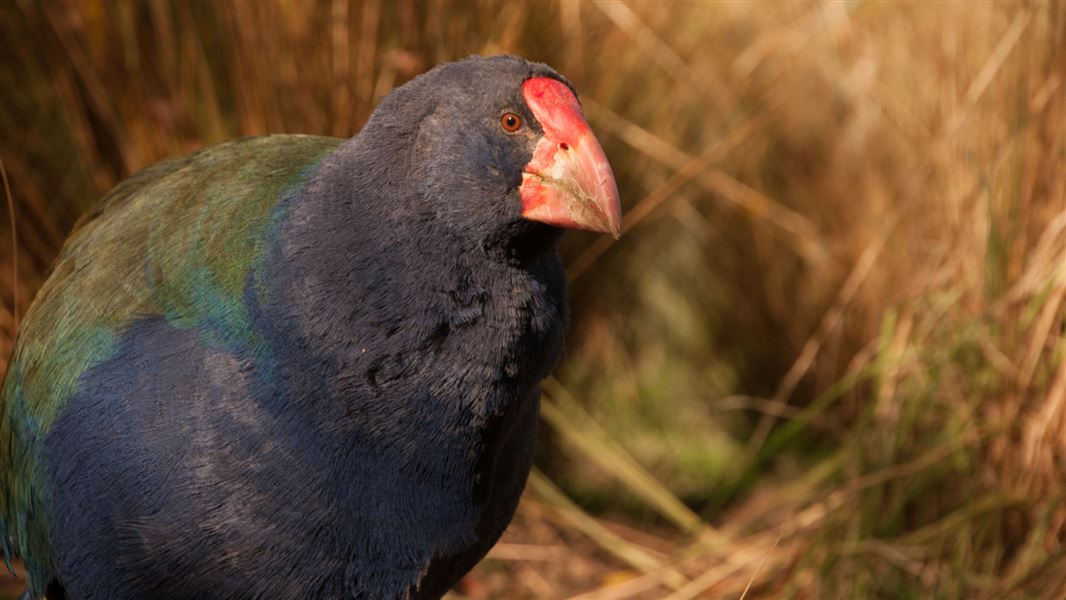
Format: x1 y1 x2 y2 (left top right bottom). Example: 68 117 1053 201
1 1 1065 598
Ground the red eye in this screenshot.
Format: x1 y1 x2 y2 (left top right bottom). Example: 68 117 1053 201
500 113 522 133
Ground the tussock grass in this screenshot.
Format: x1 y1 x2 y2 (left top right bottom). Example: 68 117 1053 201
1 1 1065 597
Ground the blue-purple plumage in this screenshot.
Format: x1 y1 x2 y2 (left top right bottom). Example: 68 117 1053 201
1 55 606 599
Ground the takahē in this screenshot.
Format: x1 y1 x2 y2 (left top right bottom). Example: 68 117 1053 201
0 55 620 599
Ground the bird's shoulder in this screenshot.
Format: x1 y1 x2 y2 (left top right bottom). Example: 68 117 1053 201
0 134 341 585
12 133 341 406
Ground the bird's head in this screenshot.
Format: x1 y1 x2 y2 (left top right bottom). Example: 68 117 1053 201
362 55 621 256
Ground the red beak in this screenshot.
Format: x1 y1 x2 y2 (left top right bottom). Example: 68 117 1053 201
519 77 622 239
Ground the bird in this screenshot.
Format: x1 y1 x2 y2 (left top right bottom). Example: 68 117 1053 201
0 55 620 599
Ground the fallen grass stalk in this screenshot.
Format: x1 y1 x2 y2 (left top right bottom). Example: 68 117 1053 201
527 469 689 591
541 378 717 540
1 161 16 329
738 533 780 600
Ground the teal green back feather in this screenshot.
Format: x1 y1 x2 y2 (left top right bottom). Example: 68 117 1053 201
0 134 341 588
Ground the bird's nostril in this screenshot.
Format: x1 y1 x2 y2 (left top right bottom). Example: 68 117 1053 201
559 142 570 151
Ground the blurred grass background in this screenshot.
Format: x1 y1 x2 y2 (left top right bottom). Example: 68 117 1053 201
1 0 1065 598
